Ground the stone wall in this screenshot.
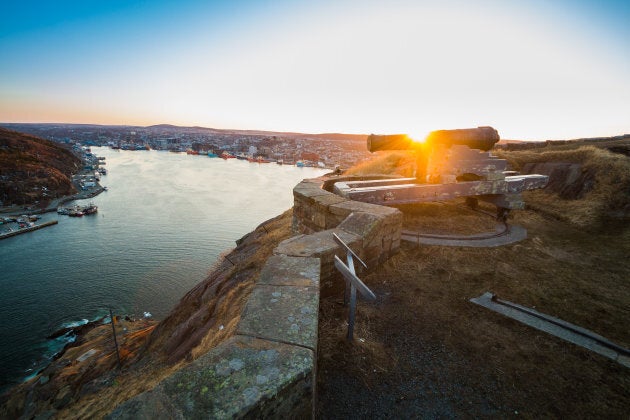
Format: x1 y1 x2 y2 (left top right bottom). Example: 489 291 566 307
290 175 402 295
109 175 402 419
108 255 320 419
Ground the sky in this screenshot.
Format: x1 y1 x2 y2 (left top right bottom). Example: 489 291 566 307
1 0 628 140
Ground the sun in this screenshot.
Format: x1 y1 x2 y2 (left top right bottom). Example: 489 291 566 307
407 131 429 144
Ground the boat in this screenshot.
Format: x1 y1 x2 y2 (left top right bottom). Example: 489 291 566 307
221 151 236 159
82 204 98 215
296 161 305 167
59 203 98 217
208 151 219 158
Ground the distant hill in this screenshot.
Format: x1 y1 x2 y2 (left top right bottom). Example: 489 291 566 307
0 127 81 207
145 124 180 129
140 124 368 142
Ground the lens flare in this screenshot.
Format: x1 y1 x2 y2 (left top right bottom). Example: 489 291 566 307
408 132 428 143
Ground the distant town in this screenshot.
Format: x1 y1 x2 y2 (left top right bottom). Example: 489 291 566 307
1 123 373 169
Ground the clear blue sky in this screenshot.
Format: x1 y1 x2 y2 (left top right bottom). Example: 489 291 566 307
1 0 628 140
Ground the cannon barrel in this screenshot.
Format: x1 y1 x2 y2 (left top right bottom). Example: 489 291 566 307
368 126 500 152
367 134 412 152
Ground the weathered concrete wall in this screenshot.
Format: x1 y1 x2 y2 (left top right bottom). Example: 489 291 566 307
109 255 320 419
109 175 403 419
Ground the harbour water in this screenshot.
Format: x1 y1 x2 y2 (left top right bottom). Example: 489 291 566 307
0 148 328 391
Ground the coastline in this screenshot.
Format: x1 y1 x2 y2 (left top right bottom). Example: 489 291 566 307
0 181 105 218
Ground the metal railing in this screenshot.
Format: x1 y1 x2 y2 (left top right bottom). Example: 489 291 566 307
332 233 376 340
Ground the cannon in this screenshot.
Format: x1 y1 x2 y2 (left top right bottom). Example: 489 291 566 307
334 126 548 221
367 127 505 184
367 126 500 152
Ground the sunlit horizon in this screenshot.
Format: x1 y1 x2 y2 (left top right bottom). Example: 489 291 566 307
1 0 629 141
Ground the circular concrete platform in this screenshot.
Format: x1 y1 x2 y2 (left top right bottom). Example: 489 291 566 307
401 224 527 247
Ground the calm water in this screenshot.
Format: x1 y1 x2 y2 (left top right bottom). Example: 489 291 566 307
0 148 328 391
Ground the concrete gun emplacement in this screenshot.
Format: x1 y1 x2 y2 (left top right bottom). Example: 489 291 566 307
335 126 549 220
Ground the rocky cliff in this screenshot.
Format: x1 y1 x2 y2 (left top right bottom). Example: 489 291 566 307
0 127 81 207
0 211 295 418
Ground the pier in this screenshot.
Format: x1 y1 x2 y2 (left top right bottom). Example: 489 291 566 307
0 220 58 240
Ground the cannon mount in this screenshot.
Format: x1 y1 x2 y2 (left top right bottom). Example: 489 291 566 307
334 127 548 222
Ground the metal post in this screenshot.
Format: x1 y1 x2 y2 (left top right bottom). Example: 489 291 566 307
332 233 376 341
346 252 357 340
109 308 122 368
344 253 355 305
347 283 357 340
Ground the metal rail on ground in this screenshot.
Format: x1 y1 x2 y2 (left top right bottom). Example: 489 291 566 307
471 292 630 367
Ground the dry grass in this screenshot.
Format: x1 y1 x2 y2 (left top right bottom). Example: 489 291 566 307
343 143 630 230
318 209 630 417
396 201 499 235
498 146 630 228
318 142 630 417
344 151 416 177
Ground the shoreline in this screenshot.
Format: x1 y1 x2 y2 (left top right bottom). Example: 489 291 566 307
0 183 105 218
1 146 108 217
6 314 158 395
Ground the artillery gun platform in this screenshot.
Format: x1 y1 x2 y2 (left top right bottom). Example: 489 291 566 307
333 127 548 245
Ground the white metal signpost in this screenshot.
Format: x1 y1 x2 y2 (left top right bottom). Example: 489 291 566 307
332 233 376 340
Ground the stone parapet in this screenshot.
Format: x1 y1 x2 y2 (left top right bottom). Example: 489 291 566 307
108 335 314 419
293 175 403 267
275 228 362 296
110 255 320 419
110 175 402 418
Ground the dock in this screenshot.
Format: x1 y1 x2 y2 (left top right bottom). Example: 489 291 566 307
0 220 58 240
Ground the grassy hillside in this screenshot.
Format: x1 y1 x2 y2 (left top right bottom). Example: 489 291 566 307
317 139 630 417
0 127 81 206
497 145 630 228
